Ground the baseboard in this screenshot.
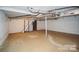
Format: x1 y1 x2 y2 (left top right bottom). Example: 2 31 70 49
9 32 24 34
47 30 79 36
9 30 79 36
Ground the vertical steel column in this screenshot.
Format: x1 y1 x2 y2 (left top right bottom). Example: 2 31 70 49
28 20 29 32
24 19 25 33
45 16 47 39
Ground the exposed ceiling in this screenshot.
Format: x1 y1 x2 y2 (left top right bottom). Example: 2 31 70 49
0 6 73 17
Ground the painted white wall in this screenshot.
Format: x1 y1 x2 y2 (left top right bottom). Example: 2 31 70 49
25 19 33 32
9 16 79 35
9 18 24 33
37 20 45 30
36 16 79 35
0 10 9 46
47 16 79 35
9 18 33 33
28 20 33 31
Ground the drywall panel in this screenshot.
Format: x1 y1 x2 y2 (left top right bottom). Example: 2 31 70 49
28 20 33 31
9 18 33 33
9 18 24 33
47 16 79 35
9 16 79 35
25 20 33 31
37 21 45 30
0 11 9 46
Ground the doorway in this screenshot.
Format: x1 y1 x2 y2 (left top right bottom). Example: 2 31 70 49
33 20 37 31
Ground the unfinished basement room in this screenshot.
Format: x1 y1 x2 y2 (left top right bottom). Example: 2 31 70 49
0 6 79 52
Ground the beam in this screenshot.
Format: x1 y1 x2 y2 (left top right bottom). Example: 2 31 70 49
53 6 77 10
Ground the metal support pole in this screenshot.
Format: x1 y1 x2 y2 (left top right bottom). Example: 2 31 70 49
28 20 29 32
24 19 25 33
45 16 47 39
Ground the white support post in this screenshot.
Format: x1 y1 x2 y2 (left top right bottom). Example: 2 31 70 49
45 16 47 39
24 19 25 33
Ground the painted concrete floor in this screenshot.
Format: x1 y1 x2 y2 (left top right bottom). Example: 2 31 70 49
1 31 79 52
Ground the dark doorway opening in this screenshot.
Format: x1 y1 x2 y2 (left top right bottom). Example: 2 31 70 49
33 20 37 31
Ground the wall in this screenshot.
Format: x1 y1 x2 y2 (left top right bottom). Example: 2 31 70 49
9 17 24 33
36 9 79 35
0 10 9 46
9 17 33 33
37 20 45 30
47 16 79 35
9 15 79 35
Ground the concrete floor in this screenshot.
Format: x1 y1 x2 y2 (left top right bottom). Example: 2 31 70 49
1 31 79 52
